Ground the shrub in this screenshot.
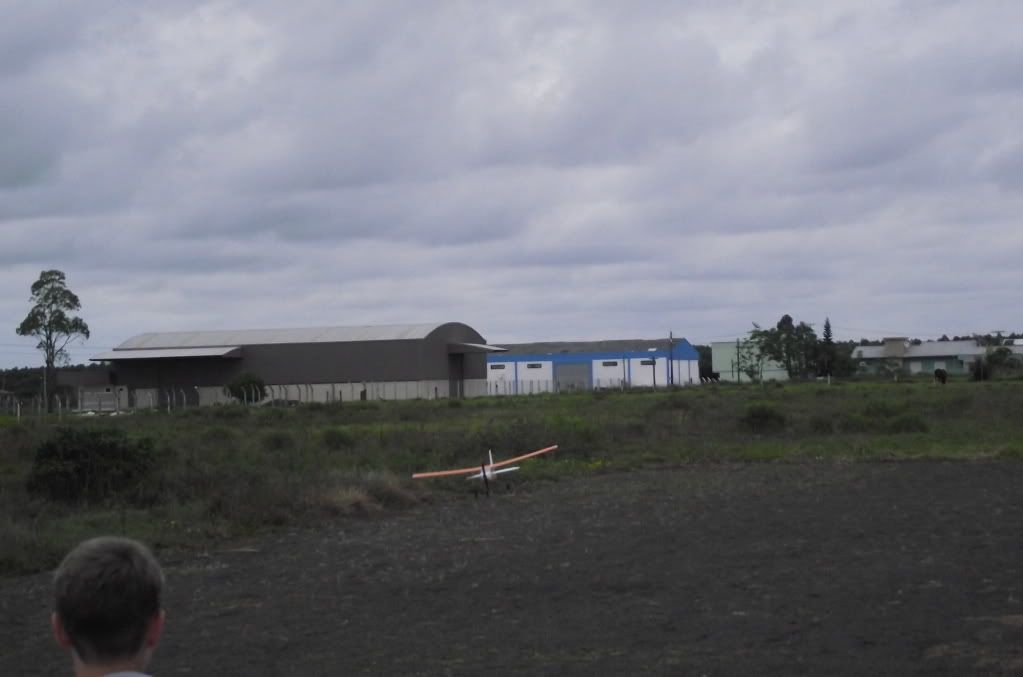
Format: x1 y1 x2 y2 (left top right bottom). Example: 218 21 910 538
261 431 295 452
837 414 871 433
887 414 929 434
739 404 786 433
225 372 267 402
255 407 288 425
652 393 692 412
210 405 249 420
863 400 901 418
322 427 356 450
200 426 237 451
809 415 834 434
447 399 463 408
26 428 156 505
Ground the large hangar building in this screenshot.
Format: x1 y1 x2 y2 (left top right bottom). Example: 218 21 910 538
485 338 701 395
89 322 501 407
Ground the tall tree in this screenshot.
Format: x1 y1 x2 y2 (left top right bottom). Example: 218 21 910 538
750 314 819 379
820 317 835 376
16 270 90 410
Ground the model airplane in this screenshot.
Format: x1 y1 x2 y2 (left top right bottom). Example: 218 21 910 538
412 444 558 493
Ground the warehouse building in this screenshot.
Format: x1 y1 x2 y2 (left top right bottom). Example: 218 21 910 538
851 338 984 376
88 322 501 408
711 339 789 382
485 338 701 395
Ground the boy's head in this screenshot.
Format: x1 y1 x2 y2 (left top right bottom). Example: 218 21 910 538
52 537 165 669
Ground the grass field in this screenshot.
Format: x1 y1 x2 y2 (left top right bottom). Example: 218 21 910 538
2 378 1022 575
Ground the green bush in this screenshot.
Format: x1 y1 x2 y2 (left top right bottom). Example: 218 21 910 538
809 415 834 434
887 414 929 434
26 428 156 505
225 372 267 402
322 427 356 450
837 414 872 433
652 393 692 412
200 426 237 451
739 404 786 433
261 431 295 452
210 405 249 420
863 400 901 418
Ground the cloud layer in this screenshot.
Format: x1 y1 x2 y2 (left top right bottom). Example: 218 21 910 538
2 1 1022 366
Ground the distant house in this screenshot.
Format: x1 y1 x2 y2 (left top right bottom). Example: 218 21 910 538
710 340 789 382
852 338 985 376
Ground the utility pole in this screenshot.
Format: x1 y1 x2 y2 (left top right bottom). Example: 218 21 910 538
668 331 674 386
735 338 742 383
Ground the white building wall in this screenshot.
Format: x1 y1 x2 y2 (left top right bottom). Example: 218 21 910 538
628 357 667 387
517 360 554 393
671 359 699 385
486 362 515 391
592 358 628 388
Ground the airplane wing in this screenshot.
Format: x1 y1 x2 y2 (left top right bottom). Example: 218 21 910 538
411 465 484 479
488 444 558 469
411 444 558 479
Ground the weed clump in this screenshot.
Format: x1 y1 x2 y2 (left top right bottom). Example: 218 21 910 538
837 414 872 433
26 427 156 505
261 430 295 452
863 400 902 418
809 415 834 434
322 427 356 450
740 404 786 433
887 414 929 434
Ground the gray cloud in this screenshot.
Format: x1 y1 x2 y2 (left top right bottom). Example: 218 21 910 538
3 1 1023 367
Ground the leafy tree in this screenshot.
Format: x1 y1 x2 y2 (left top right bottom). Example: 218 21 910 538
750 314 819 379
736 338 765 382
830 341 858 377
16 270 90 411
986 346 1022 377
225 372 267 403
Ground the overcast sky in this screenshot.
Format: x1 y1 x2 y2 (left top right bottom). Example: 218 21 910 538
2 1 1022 367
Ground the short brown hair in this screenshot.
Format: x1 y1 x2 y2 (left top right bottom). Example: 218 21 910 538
53 537 164 664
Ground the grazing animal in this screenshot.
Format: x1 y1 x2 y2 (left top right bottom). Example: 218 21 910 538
933 368 948 385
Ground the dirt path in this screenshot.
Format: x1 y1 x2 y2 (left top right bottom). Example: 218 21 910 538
3 462 1023 675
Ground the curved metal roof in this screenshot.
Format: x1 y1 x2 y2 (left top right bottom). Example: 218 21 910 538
115 323 462 350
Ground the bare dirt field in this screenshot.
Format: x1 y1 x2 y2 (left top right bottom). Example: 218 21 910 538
3 461 1023 675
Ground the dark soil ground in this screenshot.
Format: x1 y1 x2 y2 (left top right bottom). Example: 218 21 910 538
3 461 1023 676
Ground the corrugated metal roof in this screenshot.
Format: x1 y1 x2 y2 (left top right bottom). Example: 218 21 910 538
449 343 508 353
91 347 242 361
115 323 449 349
907 340 984 358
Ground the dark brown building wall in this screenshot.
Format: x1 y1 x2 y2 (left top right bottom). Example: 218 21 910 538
108 322 489 388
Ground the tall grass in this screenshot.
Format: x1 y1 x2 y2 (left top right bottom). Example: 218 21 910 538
1 380 1021 574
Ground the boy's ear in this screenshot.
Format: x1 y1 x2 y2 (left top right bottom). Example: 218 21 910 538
52 612 74 649
144 609 166 648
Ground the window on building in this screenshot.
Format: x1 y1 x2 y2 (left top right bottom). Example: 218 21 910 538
640 359 655 365
526 363 542 369
489 364 505 370
602 361 619 367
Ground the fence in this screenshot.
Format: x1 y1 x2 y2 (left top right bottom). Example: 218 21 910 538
0 375 704 419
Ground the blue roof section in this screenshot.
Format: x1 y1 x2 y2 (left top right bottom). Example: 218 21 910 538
487 339 699 363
